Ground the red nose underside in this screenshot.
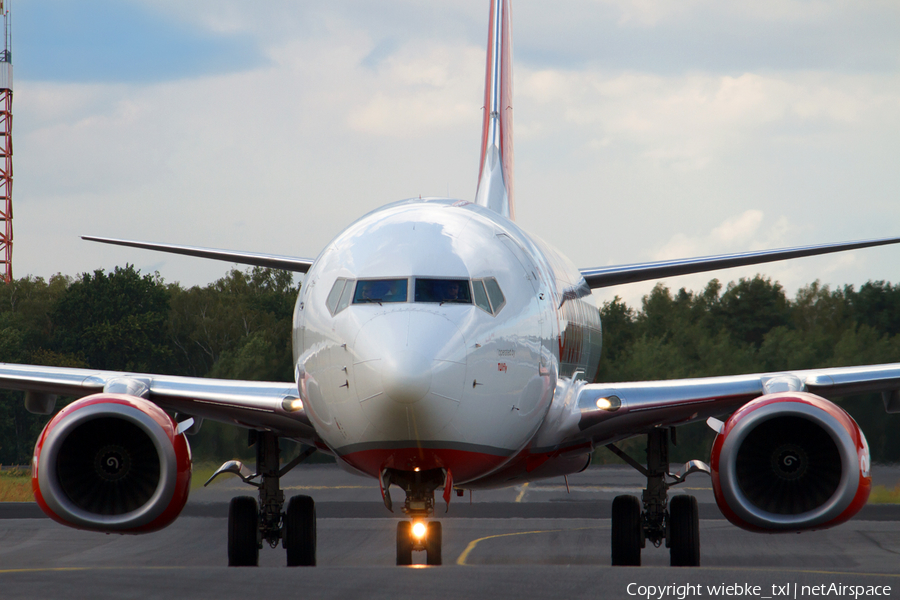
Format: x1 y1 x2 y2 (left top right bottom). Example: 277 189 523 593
339 446 508 482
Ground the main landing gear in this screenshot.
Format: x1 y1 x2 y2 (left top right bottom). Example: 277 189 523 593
606 428 708 567
382 468 446 566
206 431 318 567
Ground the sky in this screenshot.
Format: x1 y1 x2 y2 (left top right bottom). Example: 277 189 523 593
9 0 900 308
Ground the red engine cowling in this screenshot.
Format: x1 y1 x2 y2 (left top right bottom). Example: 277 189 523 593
32 394 192 534
710 391 870 533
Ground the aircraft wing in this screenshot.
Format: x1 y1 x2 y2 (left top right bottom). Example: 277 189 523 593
0 362 319 442
579 235 900 289
82 236 316 273
548 362 900 450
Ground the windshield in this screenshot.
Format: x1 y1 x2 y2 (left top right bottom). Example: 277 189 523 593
414 278 472 304
352 279 408 304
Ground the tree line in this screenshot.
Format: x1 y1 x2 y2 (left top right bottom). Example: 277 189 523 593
595 277 900 465
0 265 898 466
0 265 298 464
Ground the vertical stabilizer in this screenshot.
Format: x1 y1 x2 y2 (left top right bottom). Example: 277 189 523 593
474 0 515 221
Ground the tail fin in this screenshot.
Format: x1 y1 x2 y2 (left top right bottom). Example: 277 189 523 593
474 0 515 221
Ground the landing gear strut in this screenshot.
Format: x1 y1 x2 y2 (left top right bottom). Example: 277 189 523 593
606 428 706 567
384 468 446 566
207 431 317 567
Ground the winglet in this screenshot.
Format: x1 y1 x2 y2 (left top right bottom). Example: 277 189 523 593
474 0 515 221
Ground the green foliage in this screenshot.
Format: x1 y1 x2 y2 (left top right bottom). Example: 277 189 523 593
51 265 173 373
0 266 300 465
595 275 900 464
0 275 79 465
168 267 297 380
1 264 899 468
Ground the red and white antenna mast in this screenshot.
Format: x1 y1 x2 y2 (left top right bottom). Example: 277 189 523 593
0 0 12 283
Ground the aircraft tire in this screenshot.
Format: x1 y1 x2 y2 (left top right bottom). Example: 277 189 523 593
669 494 700 567
284 495 317 567
228 496 259 567
396 521 413 566
425 521 442 566
611 495 642 566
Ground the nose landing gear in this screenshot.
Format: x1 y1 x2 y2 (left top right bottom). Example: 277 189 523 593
384 468 446 566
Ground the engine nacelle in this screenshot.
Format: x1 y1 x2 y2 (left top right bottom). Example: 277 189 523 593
710 392 870 533
32 394 192 534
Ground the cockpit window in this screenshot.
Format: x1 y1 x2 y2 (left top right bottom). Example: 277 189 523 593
472 279 491 313
336 279 355 313
353 279 408 304
484 278 506 313
471 277 505 315
326 278 357 315
414 278 472 304
326 278 348 315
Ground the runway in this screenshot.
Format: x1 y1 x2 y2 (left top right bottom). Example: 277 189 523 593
0 465 898 599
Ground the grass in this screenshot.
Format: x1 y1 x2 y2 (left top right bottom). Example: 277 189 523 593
868 484 900 504
0 467 34 502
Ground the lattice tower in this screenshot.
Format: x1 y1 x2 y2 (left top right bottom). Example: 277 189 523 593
0 1 12 283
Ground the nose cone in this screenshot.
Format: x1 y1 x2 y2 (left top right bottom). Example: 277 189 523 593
353 311 466 439
382 349 433 404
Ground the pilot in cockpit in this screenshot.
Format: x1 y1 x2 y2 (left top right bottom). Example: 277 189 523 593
440 281 461 302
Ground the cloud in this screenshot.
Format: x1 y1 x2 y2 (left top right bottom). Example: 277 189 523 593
8 1 900 305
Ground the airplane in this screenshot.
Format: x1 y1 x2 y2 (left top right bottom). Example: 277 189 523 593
2 0 900 568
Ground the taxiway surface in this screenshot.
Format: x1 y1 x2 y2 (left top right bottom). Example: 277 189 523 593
0 465 898 599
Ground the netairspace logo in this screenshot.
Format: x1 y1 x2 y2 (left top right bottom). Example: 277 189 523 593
626 583 892 599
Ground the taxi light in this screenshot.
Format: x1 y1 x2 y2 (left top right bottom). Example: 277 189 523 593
282 397 304 412
595 395 621 412
412 522 427 539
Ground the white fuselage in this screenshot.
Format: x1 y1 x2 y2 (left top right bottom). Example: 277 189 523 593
293 198 601 484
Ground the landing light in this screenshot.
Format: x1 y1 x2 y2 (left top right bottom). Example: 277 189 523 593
595 395 621 412
412 521 427 539
282 397 304 412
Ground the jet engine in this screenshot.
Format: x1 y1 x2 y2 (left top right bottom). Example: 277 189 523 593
710 391 870 532
32 394 192 533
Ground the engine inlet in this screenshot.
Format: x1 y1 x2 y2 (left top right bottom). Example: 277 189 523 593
56 417 161 516
735 416 841 515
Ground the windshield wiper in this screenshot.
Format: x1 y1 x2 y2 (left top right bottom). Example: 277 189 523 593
356 298 383 305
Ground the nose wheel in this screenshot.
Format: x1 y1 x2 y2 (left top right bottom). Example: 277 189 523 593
425 522 442 565
386 467 448 566
396 522 413 565
396 520 442 565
